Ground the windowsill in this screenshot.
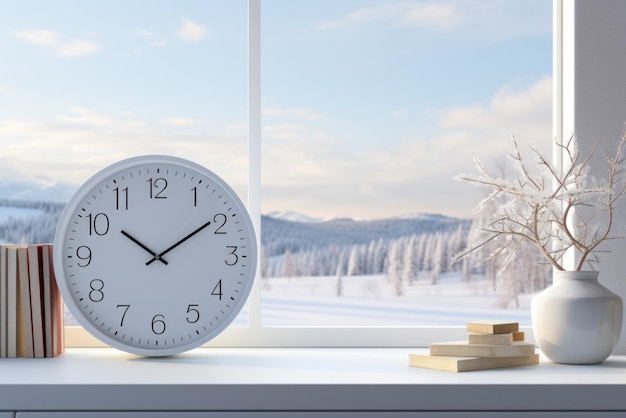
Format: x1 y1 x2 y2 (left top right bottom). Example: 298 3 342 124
1 348 626 412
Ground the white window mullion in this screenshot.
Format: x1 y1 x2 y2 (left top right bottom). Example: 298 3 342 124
553 0 563 164
247 0 262 330
558 0 626 354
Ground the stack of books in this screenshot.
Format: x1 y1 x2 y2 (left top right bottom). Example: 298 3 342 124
409 321 539 372
0 244 64 358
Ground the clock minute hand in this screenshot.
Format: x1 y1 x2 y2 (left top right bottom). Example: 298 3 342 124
121 230 169 265
146 220 212 266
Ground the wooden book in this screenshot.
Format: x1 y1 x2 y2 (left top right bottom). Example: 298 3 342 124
17 247 34 358
15 248 24 357
466 321 519 334
513 331 525 342
430 341 535 358
409 353 540 372
0 245 7 358
468 333 513 345
41 244 53 357
6 246 18 358
48 245 64 357
28 245 45 358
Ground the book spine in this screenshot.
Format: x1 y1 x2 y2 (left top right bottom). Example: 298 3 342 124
430 342 535 358
28 245 45 358
6 247 18 358
17 247 34 358
0 245 6 358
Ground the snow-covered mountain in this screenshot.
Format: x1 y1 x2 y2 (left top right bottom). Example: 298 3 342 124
265 211 323 223
0 179 75 204
265 210 461 224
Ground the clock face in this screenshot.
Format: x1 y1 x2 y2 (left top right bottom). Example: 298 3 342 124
53 156 257 356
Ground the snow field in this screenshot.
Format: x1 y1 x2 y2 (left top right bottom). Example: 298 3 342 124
261 272 533 326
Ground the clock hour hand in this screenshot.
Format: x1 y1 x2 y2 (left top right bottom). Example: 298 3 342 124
146 220 212 266
121 230 168 265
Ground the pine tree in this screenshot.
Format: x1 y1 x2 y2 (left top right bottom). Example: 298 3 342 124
280 248 295 279
401 235 419 285
347 245 361 276
387 240 403 296
370 238 386 275
335 253 345 297
422 234 434 275
260 246 269 278
416 234 428 272
430 234 444 285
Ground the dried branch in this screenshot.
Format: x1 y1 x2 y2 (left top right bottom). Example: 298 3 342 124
452 134 626 271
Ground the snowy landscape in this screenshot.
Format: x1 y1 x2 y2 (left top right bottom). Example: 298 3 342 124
260 211 542 326
0 199 545 327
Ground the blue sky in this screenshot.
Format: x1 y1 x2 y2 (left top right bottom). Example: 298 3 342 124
0 1 552 219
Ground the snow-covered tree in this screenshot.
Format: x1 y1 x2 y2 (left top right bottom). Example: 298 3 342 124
387 240 404 296
280 248 295 279
430 235 444 284
401 235 419 285
335 253 345 297
347 245 361 276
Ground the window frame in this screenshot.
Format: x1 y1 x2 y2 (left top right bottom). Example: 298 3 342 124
69 0 623 349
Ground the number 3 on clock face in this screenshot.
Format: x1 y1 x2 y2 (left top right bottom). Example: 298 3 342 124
53 155 258 356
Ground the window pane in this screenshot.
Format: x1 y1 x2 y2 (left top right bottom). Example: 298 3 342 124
261 0 552 326
0 1 248 324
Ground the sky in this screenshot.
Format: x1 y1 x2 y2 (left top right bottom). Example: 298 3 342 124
0 0 552 220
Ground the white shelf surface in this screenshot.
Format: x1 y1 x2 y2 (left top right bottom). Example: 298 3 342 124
1 348 626 412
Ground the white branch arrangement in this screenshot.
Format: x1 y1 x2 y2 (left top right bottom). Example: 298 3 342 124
453 134 626 272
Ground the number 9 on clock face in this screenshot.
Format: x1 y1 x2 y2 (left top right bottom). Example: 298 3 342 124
53 155 258 356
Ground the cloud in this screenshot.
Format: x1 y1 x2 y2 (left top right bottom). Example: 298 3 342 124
0 108 248 199
149 40 169 48
158 117 209 127
14 29 101 57
14 29 58 46
177 19 208 43
313 5 389 30
0 85 14 95
134 29 169 48
439 78 552 137
56 107 144 128
135 20 209 49
56 40 101 57
313 2 461 31
392 108 408 118
0 79 552 220
361 77 553 200
400 3 459 28
136 29 157 38
263 107 325 122
312 0 549 39
261 77 553 219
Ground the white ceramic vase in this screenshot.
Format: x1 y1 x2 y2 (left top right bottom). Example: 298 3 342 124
531 270 623 364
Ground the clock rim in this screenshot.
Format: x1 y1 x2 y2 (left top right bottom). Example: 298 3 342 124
53 155 258 357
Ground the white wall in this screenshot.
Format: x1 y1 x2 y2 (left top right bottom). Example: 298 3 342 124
559 0 626 354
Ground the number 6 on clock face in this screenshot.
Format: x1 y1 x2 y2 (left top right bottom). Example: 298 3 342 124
53 155 258 356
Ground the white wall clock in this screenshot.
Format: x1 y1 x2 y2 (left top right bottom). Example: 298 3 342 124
53 155 257 356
